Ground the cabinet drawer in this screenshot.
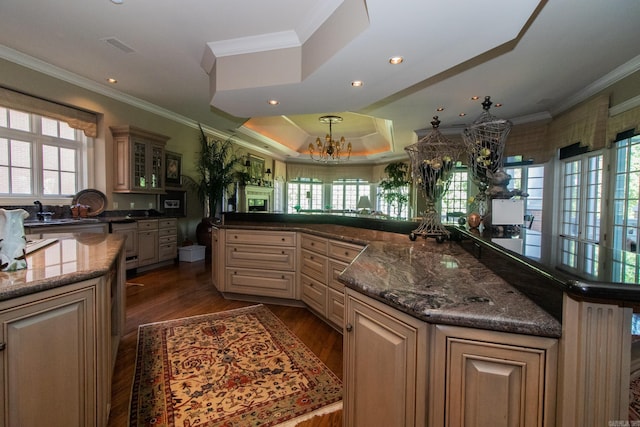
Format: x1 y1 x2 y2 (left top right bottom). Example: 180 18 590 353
300 274 327 315
137 219 158 230
328 259 348 291
159 235 177 244
227 230 295 247
327 288 345 328
300 249 328 283
301 234 328 255
158 227 176 237
225 268 295 299
226 245 296 271
159 218 176 228
328 240 364 263
158 243 177 261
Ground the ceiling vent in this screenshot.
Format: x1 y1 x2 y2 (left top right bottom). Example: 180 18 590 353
100 37 135 54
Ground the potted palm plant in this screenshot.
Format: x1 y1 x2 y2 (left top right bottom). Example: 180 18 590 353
186 125 240 248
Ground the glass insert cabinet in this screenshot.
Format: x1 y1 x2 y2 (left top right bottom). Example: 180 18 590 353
110 125 169 194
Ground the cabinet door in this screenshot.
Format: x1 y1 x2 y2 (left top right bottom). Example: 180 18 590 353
0 287 96 427
433 325 558 427
132 139 147 190
344 289 428 427
138 229 158 267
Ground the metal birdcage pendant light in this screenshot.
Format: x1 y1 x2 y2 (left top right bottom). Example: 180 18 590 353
309 115 352 163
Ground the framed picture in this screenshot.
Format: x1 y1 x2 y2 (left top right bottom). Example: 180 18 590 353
249 154 264 182
165 151 182 187
158 190 187 217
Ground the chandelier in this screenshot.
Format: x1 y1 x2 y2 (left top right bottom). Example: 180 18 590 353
309 115 352 163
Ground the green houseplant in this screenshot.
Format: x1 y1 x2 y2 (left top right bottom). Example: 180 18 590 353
378 161 410 219
185 125 240 247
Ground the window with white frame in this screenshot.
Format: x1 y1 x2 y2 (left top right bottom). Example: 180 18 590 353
287 179 323 212
332 179 370 212
504 164 544 230
611 132 640 283
376 184 409 219
0 106 86 198
441 168 468 222
558 151 603 277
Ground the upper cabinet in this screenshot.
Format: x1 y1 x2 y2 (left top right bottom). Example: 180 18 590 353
110 125 169 194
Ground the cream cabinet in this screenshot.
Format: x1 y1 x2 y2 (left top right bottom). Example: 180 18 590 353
299 234 363 329
137 219 159 267
110 221 138 269
110 125 168 194
158 218 177 262
431 325 558 427
223 229 297 299
344 288 428 427
0 278 112 427
299 234 329 315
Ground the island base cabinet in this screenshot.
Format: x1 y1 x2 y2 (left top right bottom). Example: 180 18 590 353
431 325 558 427
0 282 101 427
344 288 428 427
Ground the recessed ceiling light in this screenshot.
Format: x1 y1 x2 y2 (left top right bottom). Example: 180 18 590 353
110 0 123 4
436 107 444 112
389 56 403 65
351 80 363 87
459 112 466 117
495 103 503 107
267 99 279 106
471 96 479 101
106 77 117 84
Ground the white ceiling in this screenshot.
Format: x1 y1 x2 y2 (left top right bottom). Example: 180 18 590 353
1 0 640 163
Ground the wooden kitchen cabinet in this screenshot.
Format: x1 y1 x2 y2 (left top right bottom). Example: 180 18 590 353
110 125 168 194
431 325 558 427
344 288 428 427
0 278 108 427
137 219 159 267
158 218 177 262
223 229 297 299
110 221 138 269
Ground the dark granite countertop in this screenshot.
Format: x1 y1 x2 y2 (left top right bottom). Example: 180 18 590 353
220 219 562 338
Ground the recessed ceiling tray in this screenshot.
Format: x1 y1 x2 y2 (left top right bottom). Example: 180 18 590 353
72 189 107 217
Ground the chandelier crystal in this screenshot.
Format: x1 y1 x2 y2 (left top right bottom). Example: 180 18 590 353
309 115 352 163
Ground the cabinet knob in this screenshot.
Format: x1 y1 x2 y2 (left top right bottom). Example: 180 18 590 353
281 238 285 241
345 323 353 332
345 251 349 256
233 248 237 251
281 251 285 254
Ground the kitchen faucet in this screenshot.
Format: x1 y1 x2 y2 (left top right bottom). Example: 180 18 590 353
34 200 44 221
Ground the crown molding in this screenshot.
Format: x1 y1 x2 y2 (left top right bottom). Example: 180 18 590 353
551 53 640 116
609 93 640 117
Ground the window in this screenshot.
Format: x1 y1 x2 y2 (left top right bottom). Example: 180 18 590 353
504 165 544 230
333 179 370 212
558 151 603 277
441 168 469 222
376 183 408 219
287 179 323 212
611 133 640 283
0 106 86 199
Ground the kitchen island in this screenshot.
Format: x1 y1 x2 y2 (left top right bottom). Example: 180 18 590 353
0 233 126 427
219 213 634 427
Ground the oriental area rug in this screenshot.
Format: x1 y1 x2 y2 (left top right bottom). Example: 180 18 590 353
130 305 342 427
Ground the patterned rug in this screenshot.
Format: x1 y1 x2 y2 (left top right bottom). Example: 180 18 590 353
130 305 342 426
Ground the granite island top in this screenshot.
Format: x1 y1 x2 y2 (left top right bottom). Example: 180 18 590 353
0 233 125 301
220 221 562 338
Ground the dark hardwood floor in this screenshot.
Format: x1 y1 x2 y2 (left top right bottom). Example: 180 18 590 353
107 260 344 427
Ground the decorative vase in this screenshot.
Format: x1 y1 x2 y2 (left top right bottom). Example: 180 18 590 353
467 212 482 229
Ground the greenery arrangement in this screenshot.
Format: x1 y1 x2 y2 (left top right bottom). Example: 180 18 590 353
186 125 240 219
378 161 410 219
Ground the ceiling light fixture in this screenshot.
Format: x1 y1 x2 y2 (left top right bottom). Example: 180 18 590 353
308 115 352 163
471 96 479 100
267 99 279 106
351 80 363 87
389 56 404 65
436 107 445 112
106 77 117 84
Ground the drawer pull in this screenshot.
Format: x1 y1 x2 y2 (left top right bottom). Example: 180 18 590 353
282 251 285 254
234 248 237 251
345 251 349 256
281 237 285 241
311 242 314 246
345 323 353 332
234 235 238 239
281 275 285 279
